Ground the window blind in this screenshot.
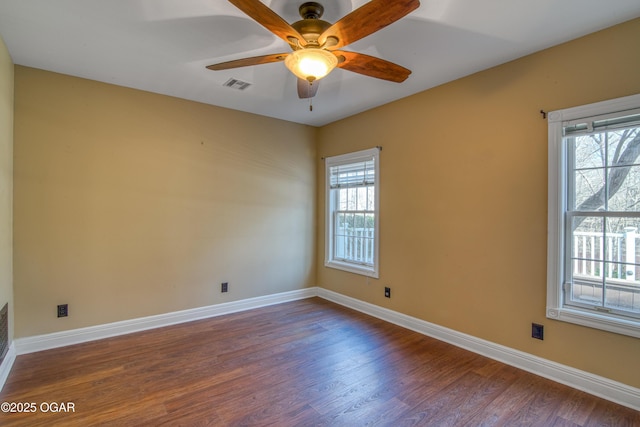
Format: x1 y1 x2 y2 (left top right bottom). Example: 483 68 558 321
329 158 375 189
563 108 640 136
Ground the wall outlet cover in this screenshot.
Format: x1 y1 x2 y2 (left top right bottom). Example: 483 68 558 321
532 323 544 340
57 304 68 318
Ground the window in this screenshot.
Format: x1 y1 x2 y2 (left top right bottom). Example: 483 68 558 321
325 148 380 278
547 93 640 337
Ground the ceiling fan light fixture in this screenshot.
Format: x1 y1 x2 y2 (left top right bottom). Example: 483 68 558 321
284 48 338 82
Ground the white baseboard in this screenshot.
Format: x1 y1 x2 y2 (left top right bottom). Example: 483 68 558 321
316 288 640 411
15 288 316 355
4 286 639 410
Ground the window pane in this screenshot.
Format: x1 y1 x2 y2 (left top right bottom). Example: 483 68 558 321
608 165 640 212
335 233 345 259
603 263 640 314
573 135 605 170
573 168 605 211
356 187 370 211
607 128 640 167
571 216 604 280
336 212 348 234
571 135 606 211
334 212 350 260
347 187 357 210
338 188 347 210
605 218 640 277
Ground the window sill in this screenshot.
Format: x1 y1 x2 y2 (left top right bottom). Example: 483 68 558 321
547 306 640 338
325 260 378 279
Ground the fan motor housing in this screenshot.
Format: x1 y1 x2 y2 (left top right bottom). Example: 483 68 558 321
292 2 332 46
292 19 331 45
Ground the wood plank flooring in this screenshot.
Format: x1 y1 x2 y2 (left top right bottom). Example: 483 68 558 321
0 297 638 426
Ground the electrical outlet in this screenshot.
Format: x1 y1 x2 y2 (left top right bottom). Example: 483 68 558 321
57 304 68 318
532 323 544 340
384 287 391 298
221 282 228 293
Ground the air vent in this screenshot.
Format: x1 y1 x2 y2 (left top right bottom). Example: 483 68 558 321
0 303 7 365
223 78 251 91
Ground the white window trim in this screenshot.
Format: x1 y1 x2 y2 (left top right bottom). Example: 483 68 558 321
547 93 640 338
325 147 380 278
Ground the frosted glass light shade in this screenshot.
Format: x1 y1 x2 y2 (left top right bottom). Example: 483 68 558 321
284 48 338 82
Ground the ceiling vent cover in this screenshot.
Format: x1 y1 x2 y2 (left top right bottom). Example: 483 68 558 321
223 78 251 90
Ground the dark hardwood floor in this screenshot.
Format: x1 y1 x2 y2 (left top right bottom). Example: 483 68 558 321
0 297 637 426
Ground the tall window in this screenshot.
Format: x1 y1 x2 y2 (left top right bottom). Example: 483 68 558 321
325 148 380 278
547 93 640 337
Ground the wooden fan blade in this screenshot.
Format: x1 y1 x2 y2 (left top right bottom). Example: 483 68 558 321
297 78 319 99
319 0 419 49
206 53 288 71
335 51 411 83
228 0 306 47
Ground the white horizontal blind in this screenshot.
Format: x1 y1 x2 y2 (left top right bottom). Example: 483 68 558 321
563 108 640 136
329 158 375 189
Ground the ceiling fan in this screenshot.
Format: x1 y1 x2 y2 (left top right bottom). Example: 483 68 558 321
207 0 420 99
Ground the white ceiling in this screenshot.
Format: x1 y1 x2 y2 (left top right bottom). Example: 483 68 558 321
1 0 639 127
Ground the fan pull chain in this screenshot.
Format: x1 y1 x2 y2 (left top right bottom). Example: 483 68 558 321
309 81 313 111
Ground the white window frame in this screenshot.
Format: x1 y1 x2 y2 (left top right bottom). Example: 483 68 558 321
547 93 640 338
325 147 380 278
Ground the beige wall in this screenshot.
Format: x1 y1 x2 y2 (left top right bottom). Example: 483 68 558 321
317 18 640 388
0 37 13 349
13 67 316 337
